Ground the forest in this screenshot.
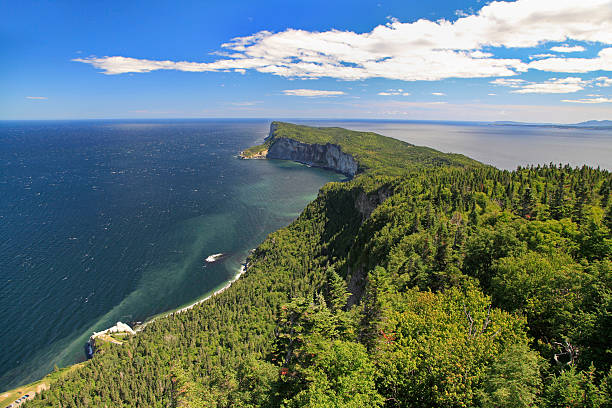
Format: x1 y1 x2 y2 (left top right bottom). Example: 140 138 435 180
26 123 611 407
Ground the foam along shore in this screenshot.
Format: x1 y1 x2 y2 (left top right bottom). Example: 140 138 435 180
175 264 246 313
136 263 247 332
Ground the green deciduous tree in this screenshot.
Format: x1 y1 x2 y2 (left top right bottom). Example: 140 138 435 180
477 342 544 408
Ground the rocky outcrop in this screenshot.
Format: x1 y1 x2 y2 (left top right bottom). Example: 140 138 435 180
346 187 394 307
267 138 359 177
239 149 268 159
354 187 393 221
91 321 135 339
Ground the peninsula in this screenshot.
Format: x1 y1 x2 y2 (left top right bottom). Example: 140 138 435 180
240 121 478 176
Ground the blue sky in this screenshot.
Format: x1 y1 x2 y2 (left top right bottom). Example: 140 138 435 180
2 0 611 122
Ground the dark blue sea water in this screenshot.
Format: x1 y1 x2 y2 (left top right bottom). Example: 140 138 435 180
0 120 345 390
1 119 611 391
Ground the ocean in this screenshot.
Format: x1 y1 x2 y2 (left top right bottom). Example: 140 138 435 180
1 119 610 391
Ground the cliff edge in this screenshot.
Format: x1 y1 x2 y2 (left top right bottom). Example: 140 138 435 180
267 138 358 177
240 122 359 177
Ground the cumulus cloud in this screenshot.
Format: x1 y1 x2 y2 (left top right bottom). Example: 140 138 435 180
282 89 345 97
562 97 612 103
74 0 612 81
378 89 410 96
432 92 446 96
26 96 47 100
527 48 612 73
550 45 586 52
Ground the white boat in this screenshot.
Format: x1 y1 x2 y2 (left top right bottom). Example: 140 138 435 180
205 253 224 263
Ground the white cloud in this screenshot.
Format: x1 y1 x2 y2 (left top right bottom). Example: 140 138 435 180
431 92 446 96
490 78 527 88
493 77 592 94
488 93 497 96
562 97 612 103
74 0 612 81
529 53 557 59
513 77 589 94
282 89 345 97
470 51 493 58
527 48 612 73
26 96 47 100
378 89 410 96
550 45 586 52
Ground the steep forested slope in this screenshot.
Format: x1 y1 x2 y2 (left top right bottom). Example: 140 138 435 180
27 124 612 407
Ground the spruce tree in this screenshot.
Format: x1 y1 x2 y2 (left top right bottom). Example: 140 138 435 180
551 175 566 220
325 267 349 313
605 205 612 231
520 186 534 218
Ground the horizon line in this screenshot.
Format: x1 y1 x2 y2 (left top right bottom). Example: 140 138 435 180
1 117 609 126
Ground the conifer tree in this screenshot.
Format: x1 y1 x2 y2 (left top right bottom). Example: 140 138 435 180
520 186 535 218
599 181 610 208
325 267 349 313
604 205 612 231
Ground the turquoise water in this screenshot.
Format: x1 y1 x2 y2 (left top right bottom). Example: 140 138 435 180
0 120 345 390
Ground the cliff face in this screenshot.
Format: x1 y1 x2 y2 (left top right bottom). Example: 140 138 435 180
264 122 279 142
347 186 394 307
267 137 359 177
354 187 392 221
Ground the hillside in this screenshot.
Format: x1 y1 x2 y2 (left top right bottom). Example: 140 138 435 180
25 123 612 407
